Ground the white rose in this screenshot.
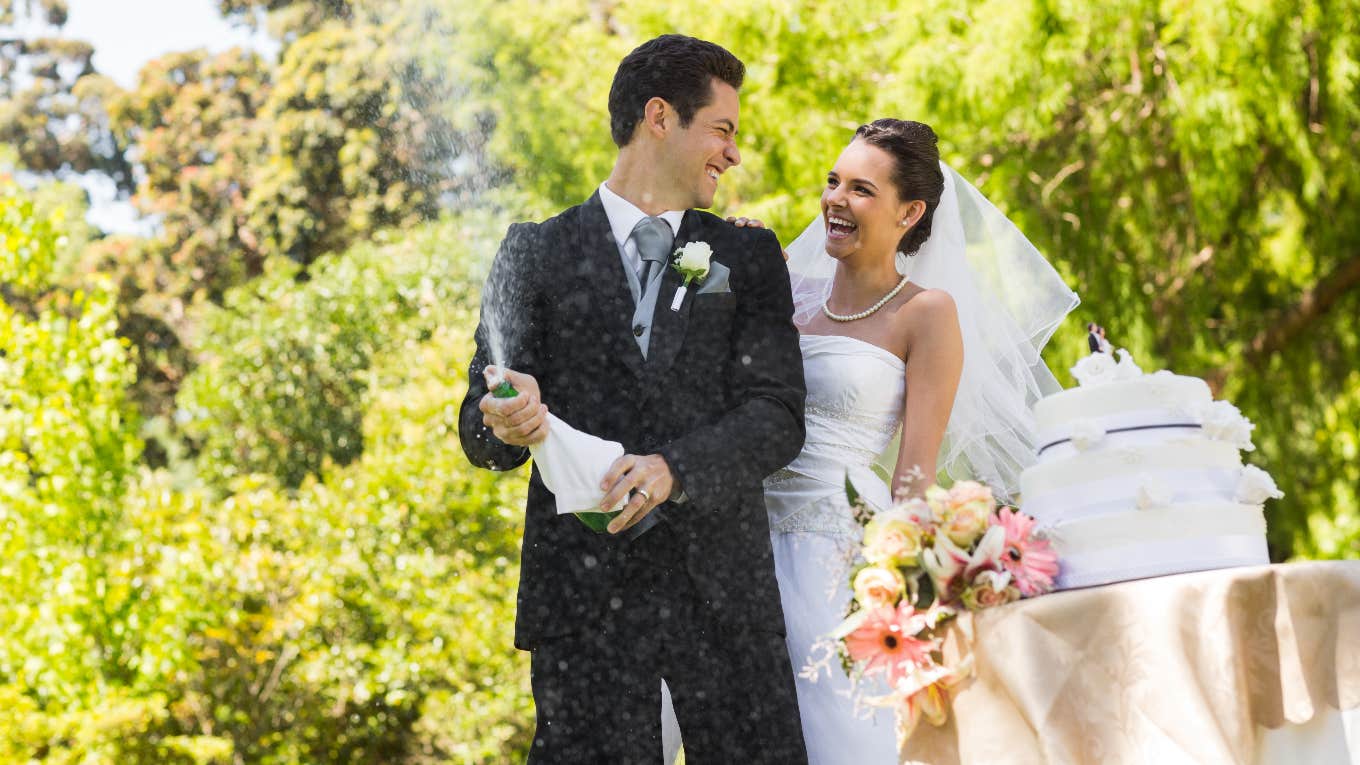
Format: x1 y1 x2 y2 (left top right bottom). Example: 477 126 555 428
894 497 934 526
1235 465 1284 504
1135 475 1173 510
674 241 713 279
1071 352 1118 387
1069 419 1107 451
1113 348 1144 380
1194 400 1256 451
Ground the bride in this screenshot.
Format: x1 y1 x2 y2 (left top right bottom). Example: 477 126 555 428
663 119 1077 763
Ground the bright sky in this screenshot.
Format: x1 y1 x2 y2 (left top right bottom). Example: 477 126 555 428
63 0 277 89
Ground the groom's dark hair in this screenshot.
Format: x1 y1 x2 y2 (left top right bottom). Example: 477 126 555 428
609 34 745 147
855 119 945 255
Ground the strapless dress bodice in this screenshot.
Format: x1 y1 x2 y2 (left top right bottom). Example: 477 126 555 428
765 334 905 538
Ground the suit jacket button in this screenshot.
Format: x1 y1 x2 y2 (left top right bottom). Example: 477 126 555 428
633 324 646 337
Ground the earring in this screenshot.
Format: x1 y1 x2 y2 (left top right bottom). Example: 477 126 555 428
899 220 908 227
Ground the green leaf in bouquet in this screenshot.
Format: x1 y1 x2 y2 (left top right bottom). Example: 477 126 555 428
914 574 937 611
844 472 862 508
845 472 874 525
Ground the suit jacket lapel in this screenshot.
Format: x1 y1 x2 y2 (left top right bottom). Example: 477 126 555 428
578 193 645 376
643 209 701 383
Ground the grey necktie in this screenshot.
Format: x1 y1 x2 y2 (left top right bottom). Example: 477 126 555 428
629 216 673 292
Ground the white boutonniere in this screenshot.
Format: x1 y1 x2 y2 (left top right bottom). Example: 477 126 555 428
669 241 713 311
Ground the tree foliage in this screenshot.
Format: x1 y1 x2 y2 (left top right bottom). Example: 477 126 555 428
2 0 473 431
1 191 531 763
0 2 133 190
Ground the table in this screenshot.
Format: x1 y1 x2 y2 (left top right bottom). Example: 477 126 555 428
904 562 1360 764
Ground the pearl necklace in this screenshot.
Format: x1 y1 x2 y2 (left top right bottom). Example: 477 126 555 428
822 271 912 322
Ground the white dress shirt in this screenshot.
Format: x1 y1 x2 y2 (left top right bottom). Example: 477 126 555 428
598 181 684 276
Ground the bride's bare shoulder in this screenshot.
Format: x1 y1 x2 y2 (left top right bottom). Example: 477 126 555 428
903 286 957 316
895 286 959 343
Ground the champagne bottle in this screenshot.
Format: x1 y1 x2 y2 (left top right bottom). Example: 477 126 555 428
574 506 620 533
494 371 620 533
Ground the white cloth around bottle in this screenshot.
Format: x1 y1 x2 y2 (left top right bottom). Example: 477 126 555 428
529 413 627 515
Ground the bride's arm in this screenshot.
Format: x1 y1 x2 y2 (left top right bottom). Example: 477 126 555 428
892 290 963 499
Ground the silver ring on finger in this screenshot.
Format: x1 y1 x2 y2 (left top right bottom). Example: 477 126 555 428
635 488 652 504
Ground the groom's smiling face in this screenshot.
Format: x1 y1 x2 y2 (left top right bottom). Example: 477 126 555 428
660 78 742 210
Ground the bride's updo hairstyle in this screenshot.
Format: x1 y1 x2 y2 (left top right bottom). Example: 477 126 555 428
854 119 945 255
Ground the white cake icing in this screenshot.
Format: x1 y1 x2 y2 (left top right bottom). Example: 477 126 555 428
1021 349 1277 590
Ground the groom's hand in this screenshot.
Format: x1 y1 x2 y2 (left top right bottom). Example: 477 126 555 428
479 368 550 446
600 454 676 534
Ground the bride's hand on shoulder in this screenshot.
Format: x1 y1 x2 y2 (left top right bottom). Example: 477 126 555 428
725 215 789 261
725 215 767 229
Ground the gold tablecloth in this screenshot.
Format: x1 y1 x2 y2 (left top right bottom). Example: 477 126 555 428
905 562 1360 764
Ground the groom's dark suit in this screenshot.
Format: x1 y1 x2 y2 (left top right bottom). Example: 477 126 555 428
459 192 809 763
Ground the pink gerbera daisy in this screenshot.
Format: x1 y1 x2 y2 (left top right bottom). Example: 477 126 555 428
991 506 1059 596
844 604 936 685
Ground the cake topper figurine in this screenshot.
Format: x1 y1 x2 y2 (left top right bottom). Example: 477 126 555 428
1087 322 1113 354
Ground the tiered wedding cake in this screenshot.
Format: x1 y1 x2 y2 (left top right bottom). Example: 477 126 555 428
1020 349 1281 590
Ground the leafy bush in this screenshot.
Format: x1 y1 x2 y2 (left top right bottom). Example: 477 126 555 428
2 190 532 762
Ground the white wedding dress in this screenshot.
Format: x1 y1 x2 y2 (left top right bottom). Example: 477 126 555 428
765 332 905 763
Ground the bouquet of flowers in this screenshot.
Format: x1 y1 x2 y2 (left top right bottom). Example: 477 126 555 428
826 480 1059 742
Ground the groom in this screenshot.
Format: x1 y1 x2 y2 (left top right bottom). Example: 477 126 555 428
459 35 809 763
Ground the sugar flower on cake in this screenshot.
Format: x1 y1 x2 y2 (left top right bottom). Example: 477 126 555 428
1135 475 1174 510
1235 465 1284 504
1193 399 1256 451
1070 351 1118 387
843 603 937 686
1113 348 1143 379
1068 419 1107 451
991 506 1060 596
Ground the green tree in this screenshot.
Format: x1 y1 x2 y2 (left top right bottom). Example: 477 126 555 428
0 1 135 192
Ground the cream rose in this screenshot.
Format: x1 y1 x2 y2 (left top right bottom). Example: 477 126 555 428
896 497 934 527
853 566 908 609
936 482 994 547
863 509 925 566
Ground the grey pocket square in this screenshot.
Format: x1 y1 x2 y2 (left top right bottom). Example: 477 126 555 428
695 261 731 295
